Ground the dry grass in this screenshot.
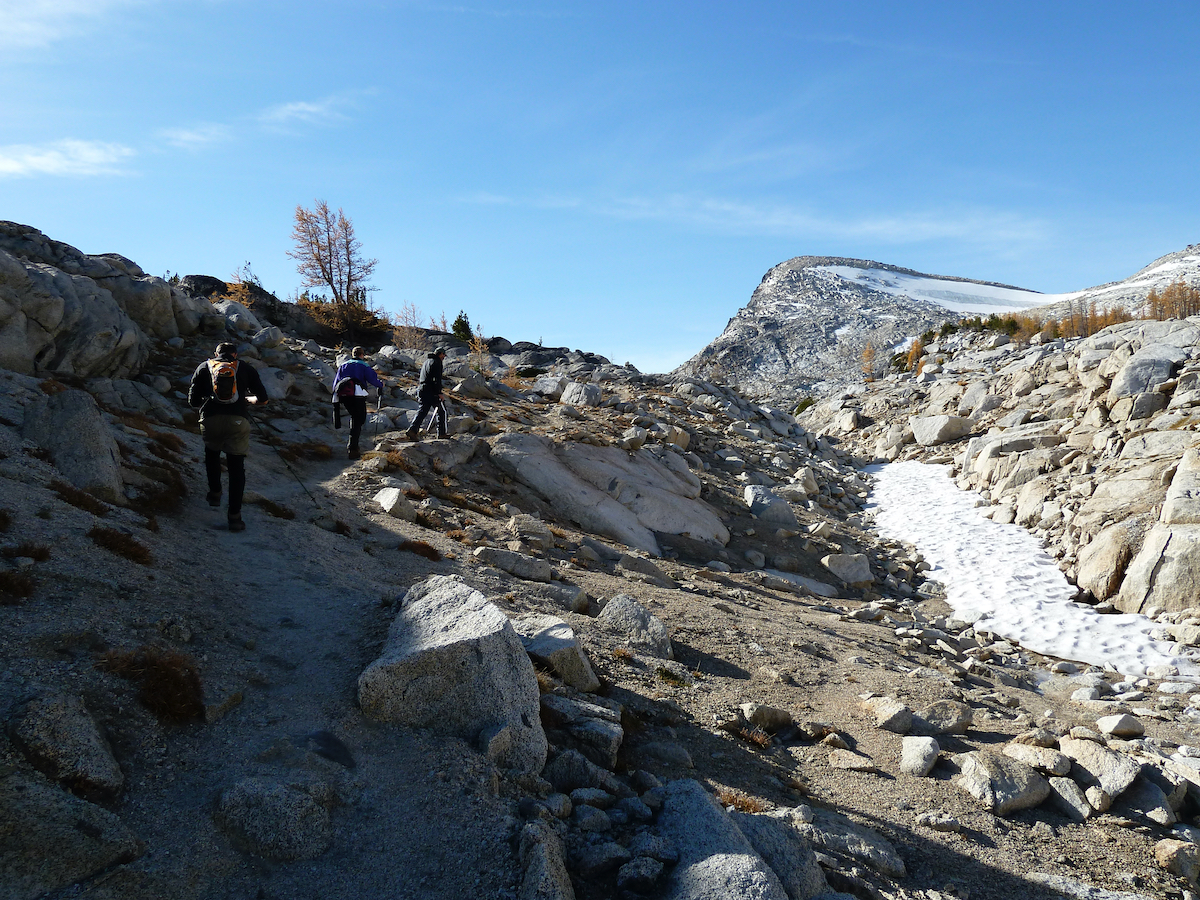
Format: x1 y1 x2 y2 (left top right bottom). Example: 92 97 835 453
612 646 635 663
444 529 471 544
535 670 558 693
87 526 152 565
278 441 334 462
0 570 36 604
399 539 441 561
2 543 50 562
252 497 296 519
151 430 187 453
385 451 414 473
38 378 70 395
714 786 769 813
96 646 205 723
50 480 110 516
736 726 773 749
133 465 189 517
656 666 690 687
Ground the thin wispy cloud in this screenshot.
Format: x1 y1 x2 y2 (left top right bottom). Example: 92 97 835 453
258 97 351 129
0 0 148 50
603 195 1048 247
462 189 1047 248
158 124 233 150
0 139 135 178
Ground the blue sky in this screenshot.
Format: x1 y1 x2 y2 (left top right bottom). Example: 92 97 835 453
3 2 1198 372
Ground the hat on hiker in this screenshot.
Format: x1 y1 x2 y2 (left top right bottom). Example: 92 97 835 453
215 342 237 361
434 347 446 357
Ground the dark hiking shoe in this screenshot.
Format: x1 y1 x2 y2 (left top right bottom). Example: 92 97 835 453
206 490 221 508
436 432 449 439
405 428 420 442
348 449 361 460
228 514 246 533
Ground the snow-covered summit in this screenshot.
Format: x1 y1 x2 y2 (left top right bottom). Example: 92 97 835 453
676 256 1010 399
811 264 1047 315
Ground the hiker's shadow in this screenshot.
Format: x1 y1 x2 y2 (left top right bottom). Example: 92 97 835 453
670 640 752 680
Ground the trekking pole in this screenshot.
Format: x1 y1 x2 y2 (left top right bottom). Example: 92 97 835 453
247 412 323 510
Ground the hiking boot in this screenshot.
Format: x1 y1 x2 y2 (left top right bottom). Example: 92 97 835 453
405 428 420 442
436 432 449 439
347 448 361 460
206 490 221 508
228 514 246 533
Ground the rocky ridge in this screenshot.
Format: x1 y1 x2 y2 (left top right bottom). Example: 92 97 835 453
678 246 1200 405
2 223 1200 900
675 257 1025 400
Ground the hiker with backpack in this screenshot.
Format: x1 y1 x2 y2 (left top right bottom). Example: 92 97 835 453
188 342 269 533
407 347 448 440
332 346 385 459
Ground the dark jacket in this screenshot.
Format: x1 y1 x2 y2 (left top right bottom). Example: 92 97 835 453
417 353 444 401
332 359 384 401
188 358 269 418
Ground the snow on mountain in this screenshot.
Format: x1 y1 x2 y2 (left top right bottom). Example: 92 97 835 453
811 265 1049 315
675 256 1030 400
677 244 1200 402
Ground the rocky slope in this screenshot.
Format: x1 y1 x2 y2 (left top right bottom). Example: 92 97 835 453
678 247 1200 404
3 223 1200 900
675 257 1046 401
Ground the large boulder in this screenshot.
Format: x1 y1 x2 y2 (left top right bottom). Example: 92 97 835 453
214 778 333 861
1116 524 1200 614
953 751 1050 816
729 810 828 899
1108 344 1187 400
743 486 799 528
1077 520 1141 601
8 693 124 800
0 771 143 899
0 246 146 378
512 614 600 692
357 576 547 774
656 779 789 900
21 388 124 503
597 594 672 659
490 433 729 556
909 415 973 446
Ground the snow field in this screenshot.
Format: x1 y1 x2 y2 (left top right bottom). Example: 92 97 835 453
865 461 1198 677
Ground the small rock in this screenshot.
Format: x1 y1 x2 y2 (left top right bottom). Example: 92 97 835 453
900 736 940 777
1097 713 1145 738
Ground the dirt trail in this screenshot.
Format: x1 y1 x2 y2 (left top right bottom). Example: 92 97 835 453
70 433 523 900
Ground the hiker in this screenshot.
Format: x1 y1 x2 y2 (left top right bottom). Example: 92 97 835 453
187 342 268 533
332 346 385 459
407 347 448 440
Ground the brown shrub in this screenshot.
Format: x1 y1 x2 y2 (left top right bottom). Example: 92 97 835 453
0 570 36 604
87 526 152 565
2 543 50 562
38 378 70 395
50 480 109 516
736 726 772 749
150 430 187 453
279 441 334 462
134 466 188 517
398 539 441 561
611 646 634 663
97 646 205 723
714 786 768 813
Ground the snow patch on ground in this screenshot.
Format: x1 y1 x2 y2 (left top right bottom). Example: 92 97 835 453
866 460 1198 677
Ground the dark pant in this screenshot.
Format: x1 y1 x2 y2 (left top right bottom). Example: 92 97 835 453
411 395 447 436
205 450 246 515
342 397 368 451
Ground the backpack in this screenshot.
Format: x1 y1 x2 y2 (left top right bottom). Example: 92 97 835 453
207 358 240 404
